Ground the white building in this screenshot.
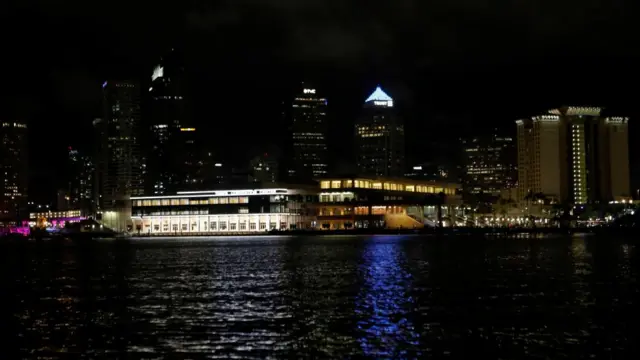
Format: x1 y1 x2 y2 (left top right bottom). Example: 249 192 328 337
130 187 316 235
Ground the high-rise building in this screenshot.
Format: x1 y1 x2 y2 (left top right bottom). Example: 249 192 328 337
146 49 199 194
355 86 404 177
67 147 94 214
516 106 630 204
0 121 28 222
95 81 142 231
286 83 328 182
461 131 517 200
250 153 279 184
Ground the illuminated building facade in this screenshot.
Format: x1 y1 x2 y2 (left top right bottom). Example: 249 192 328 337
131 187 317 234
146 49 200 194
461 131 516 200
95 81 143 231
317 177 461 229
516 106 630 204
67 147 95 214
355 86 405 177
286 83 328 181
0 121 28 221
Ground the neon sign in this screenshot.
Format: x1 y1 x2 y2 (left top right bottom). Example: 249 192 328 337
303 88 316 94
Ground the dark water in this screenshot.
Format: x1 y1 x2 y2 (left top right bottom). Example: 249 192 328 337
2 234 640 359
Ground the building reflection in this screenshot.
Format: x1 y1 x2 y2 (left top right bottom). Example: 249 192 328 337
355 236 420 357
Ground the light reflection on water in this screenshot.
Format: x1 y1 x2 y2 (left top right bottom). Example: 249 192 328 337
2 234 640 358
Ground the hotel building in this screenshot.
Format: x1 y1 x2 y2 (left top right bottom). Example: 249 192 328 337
317 177 461 229
355 86 405 177
130 186 317 235
516 106 630 204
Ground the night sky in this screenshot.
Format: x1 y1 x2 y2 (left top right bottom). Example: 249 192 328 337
2 0 639 202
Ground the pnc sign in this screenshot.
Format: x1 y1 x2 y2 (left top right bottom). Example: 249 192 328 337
303 88 316 94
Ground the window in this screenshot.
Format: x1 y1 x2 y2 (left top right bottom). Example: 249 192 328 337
181 224 187 231
405 185 415 192
239 207 249 214
239 222 247 230
372 182 382 190
172 224 178 231
170 199 179 206
219 221 227 230
180 199 189 205
209 198 218 204
239 196 249 204
320 181 330 189
280 222 287 229
219 197 229 204
259 222 266 230
161 199 170 206
270 222 276 229
152 200 160 206
331 180 341 189
229 197 239 204
210 222 217 230
343 180 353 188
250 223 257 230
230 223 237 230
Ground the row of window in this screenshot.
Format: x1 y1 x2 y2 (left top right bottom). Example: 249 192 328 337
320 180 455 194
149 221 282 232
134 196 250 206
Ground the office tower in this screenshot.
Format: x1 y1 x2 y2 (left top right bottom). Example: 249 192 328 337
516 106 630 204
0 120 28 222
250 153 279 184
286 83 328 182
67 147 94 214
355 86 404 177
461 130 517 200
146 49 199 194
95 81 142 231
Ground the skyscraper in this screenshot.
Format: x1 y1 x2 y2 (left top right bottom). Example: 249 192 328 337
461 130 517 201
95 81 142 230
286 83 328 182
355 86 404 177
67 147 94 214
146 49 199 194
516 106 630 204
0 121 28 222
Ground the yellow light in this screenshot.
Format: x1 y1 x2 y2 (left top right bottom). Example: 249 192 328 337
180 128 196 132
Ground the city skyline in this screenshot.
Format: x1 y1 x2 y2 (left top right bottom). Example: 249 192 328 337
3 2 639 205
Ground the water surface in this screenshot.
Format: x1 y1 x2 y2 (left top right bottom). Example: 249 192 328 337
3 234 639 358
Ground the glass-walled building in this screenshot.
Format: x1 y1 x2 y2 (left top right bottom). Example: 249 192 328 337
131 187 317 234
317 177 461 229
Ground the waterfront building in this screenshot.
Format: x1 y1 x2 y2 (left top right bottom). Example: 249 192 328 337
285 83 328 182
0 120 28 222
131 186 317 234
355 86 405 177
461 130 517 202
516 106 630 204
317 177 461 229
94 81 143 231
